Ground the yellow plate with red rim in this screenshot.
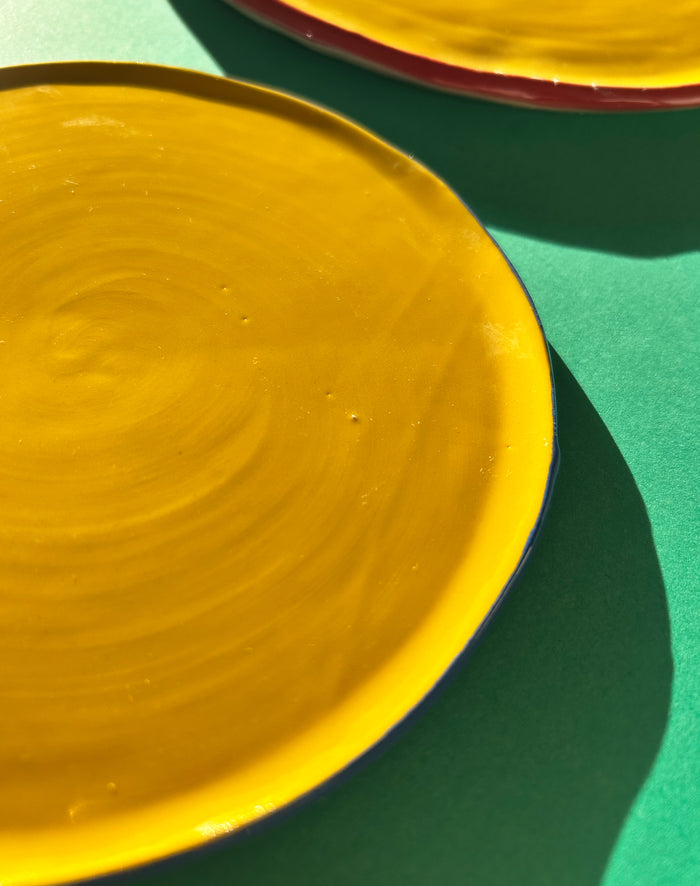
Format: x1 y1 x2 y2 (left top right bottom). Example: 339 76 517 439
224 0 700 109
0 62 556 886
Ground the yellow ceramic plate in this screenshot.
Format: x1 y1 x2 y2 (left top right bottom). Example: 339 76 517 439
224 0 700 109
0 62 556 886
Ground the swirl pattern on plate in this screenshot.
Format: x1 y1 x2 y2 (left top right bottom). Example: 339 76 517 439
0 65 554 885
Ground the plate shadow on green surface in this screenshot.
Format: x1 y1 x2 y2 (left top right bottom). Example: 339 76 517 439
170 0 700 257
116 336 672 886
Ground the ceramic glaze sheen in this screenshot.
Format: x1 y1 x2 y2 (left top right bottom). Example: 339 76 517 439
0 64 554 885
260 0 700 88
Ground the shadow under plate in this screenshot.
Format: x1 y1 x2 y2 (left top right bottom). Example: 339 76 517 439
113 340 672 884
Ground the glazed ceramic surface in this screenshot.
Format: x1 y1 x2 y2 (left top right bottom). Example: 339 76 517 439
224 0 700 108
0 62 555 885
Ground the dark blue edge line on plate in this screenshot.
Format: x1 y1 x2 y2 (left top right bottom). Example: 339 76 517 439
0 61 560 886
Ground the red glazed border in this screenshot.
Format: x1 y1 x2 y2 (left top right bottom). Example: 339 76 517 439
224 0 700 110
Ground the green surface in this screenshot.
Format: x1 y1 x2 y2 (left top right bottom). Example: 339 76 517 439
2 1 698 884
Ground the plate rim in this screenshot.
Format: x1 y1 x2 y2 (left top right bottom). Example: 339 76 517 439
0 59 559 886
223 0 700 110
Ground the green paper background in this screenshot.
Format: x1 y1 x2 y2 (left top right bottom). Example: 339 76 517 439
2 1 698 883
